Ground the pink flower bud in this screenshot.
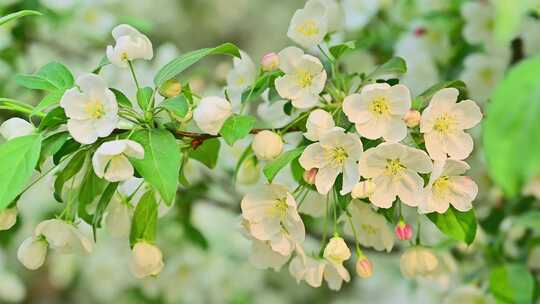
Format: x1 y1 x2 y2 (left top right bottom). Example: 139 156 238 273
403 110 421 128
356 255 373 278
395 221 413 241
414 27 427 37
261 52 279 72
303 168 317 185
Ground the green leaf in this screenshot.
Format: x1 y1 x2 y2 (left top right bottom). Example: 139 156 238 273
183 223 209 250
92 182 119 240
427 207 477 245
54 150 87 202
366 57 407 80
38 132 70 170
15 75 58 92
160 95 189 117
92 56 110 74
78 168 107 224
136 87 153 110
130 129 181 205
490 264 534 304
234 145 253 181
0 10 41 26
263 147 305 183
130 190 158 247
15 62 73 92
189 138 220 169
53 138 81 165
0 134 42 210
329 41 356 60
484 55 540 197
38 107 67 131
110 88 133 108
154 43 241 86
219 115 256 146
413 80 467 110
33 90 65 115
241 71 282 104
513 211 540 231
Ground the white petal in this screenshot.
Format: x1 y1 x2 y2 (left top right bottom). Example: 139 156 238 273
299 143 327 169
445 131 474 160
315 166 340 194
67 119 98 144
0 118 34 140
454 99 483 129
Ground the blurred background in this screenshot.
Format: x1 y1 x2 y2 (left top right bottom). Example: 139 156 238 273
1 0 540 303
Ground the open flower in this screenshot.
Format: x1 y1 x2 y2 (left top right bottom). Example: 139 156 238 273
275 47 327 109
60 74 118 144
461 1 495 47
0 208 17 231
287 0 328 49
351 180 376 199
193 96 232 135
358 143 433 208
35 219 93 255
129 242 164 278
304 109 337 141
420 88 482 160
92 139 144 182
0 118 34 141
342 200 394 252
106 24 153 68
400 246 439 278
289 254 350 291
241 184 305 256
343 83 411 142
17 236 48 270
419 159 478 214
248 239 290 271
459 53 507 103
299 128 363 195
226 51 256 101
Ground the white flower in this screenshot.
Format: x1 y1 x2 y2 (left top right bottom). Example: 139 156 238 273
319 0 344 32
0 208 17 231
459 53 507 103
17 236 48 270
92 139 144 182
400 246 439 278
358 143 433 208
60 74 118 144
106 24 153 68
193 96 232 135
241 184 305 256
304 109 337 141
419 159 478 214
275 47 327 109
226 51 256 98
105 199 132 238
342 200 394 252
342 0 379 30
129 242 164 278
351 180 376 199
299 128 363 195
0 118 34 141
461 1 495 47
248 239 290 271
420 88 482 160
289 254 350 291
252 131 283 160
323 236 351 264
35 219 93 255
322 259 350 291
343 83 411 142
287 0 328 49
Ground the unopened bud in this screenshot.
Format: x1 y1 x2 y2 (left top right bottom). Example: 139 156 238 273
158 79 182 98
303 168 318 185
252 130 283 160
356 255 373 278
403 110 421 128
395 220 413 241
351 180 376 199
414 27 427 37
261 52 279 72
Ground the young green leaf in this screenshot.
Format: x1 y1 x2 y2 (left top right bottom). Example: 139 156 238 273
92 182 119 240
490 264 534 304
484 55 540 197
219 115 256 146
413 80 467 110
154 43 241 86
136 87 153 110
33 90 65 115
36 62 74 90
160 95 189 117
130 189 158 247
0 134 42 210
189 138 221 169
38 107 67 131
130 129 181 205
54 150 87 202
0 10 41 26
241 71 282 104
263 147 305 183
38 131 70 170
366 57 407 80
53 138 81 165
92 56 110 74
110 88 133 108
427 207 477 245
329 41 356 60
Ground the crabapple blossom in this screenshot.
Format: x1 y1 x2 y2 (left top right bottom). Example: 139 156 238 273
35 219 93 255
419 159 478 214
459 53 507 103
343 200 394 252
342 0 380 30
420 88 482 160
461 1 495 47
92 139 145 182
323 237 353 291
299 128 363 195
290 253 351 291
358 143 433 208
129 242 164 278
355 255 373 278
351 180 375 199
106 24 153 68
261 52 279 72
395 221 413 241
241 184 305 256
226 51 257 100
287 0 328 48
343 83 411 142
0 118 34 140
400 246 439 278
192 96 232 135
252 130 283 160
275 46 327 109
60 74 118 144
248 239 290 271
17 236 48 270
303 109 337 141
0 208 17 231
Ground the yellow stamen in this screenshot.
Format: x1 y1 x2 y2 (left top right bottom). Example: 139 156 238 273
385 159 405 176
331 147 348 166
432 176 450 198
85 100 106 119
433 113 455 133
361 224 379 235
296 70 313 88
297 20 319 37
368 96 390 116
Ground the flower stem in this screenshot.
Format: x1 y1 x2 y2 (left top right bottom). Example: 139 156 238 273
127 60 140 90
